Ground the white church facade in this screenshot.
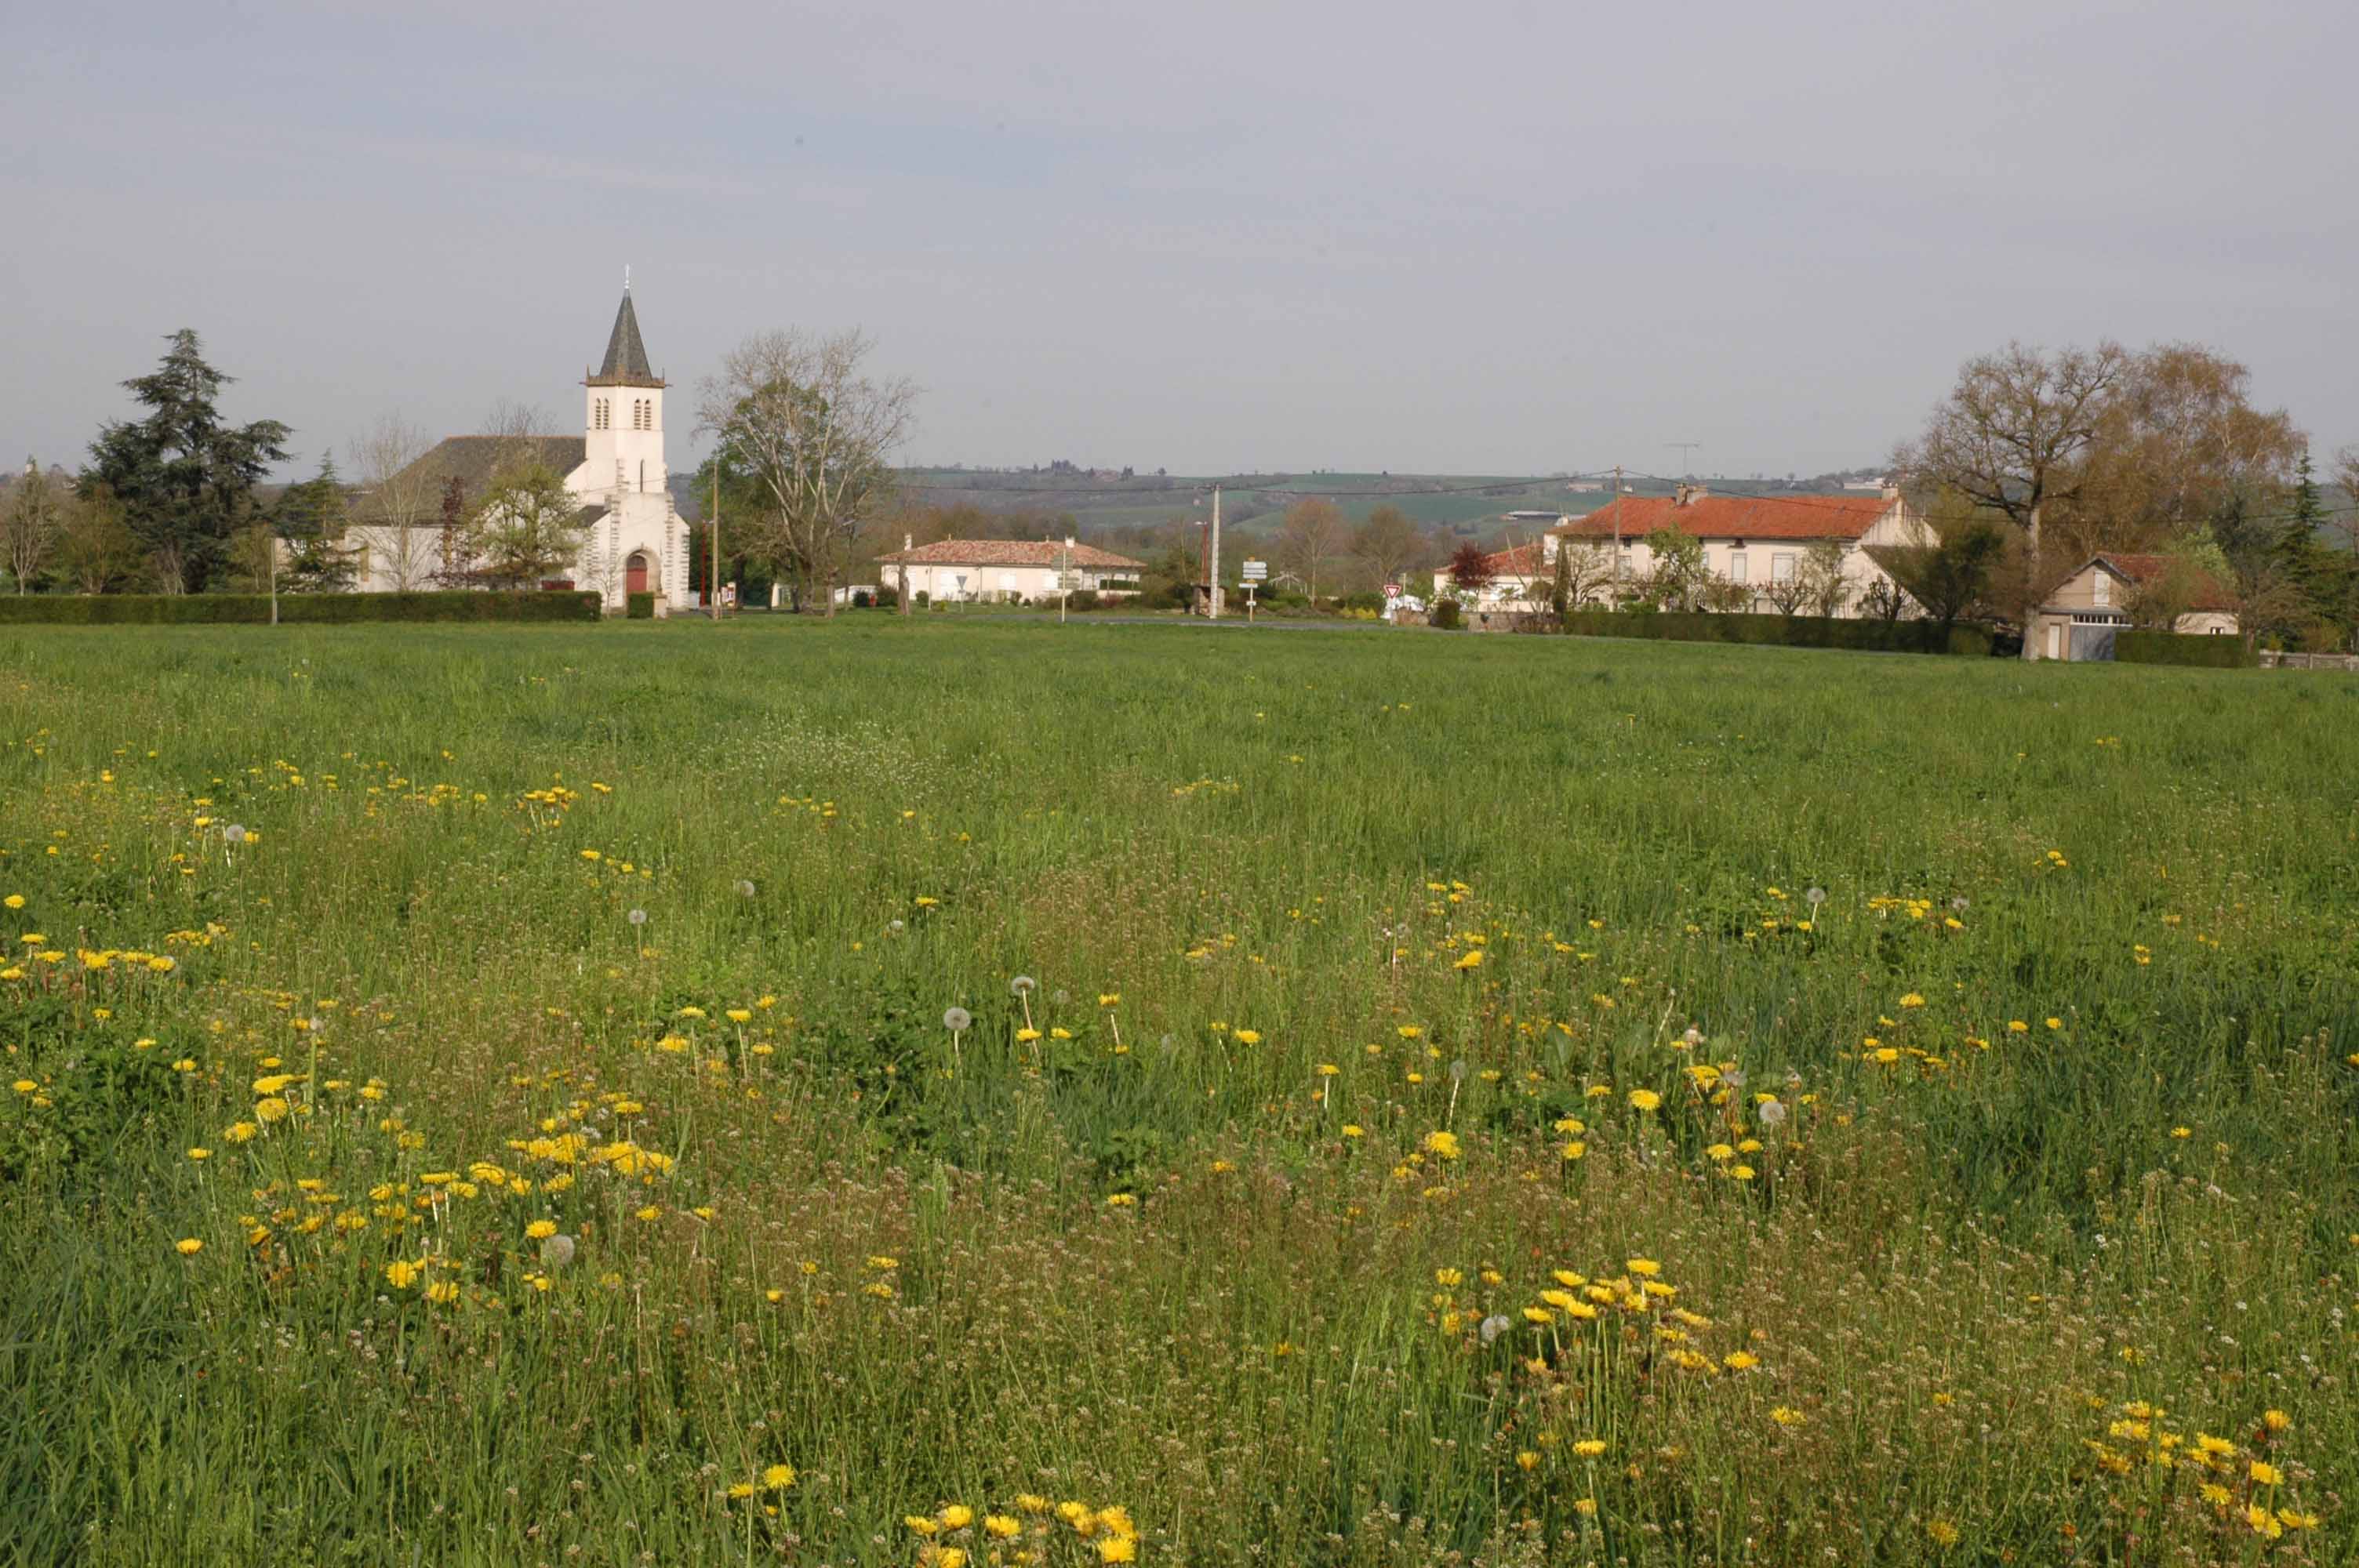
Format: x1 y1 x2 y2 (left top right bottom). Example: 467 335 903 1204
350 289 692 613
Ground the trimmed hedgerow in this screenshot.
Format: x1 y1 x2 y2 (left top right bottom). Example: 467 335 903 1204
1558 611 1990 656
2114 630 2256 668
0 592 602 625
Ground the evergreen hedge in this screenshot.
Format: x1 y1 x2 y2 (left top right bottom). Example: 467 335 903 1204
1558 610 1990 656
2114 630 2256 668
625 593 656 620
0 592 602 625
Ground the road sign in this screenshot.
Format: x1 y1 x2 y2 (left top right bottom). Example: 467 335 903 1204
1241 559 1267 583
1056 571 1081 591
1383 582 1401 597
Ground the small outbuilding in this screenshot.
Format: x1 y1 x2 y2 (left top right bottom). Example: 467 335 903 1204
2030 554 2237 662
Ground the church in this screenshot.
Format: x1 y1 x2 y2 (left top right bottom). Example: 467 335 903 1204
351 287 694 613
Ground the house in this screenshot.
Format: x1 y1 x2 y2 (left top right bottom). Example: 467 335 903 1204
874 537 1147 604
1462 538 1554 608
1547 485 1929 615
349 287 693 613
2029 554 2238 661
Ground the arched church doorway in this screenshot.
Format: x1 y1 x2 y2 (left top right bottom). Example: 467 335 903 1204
626 550 651 595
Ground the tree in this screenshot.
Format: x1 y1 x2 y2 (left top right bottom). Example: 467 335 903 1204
1274 498 1347 603
2333 445 2359 649
53 482 143 594
457 464 585 588
1444 541 1493 601
1549 538 1616 617
1868 492 2009 632
3 460 64 592
698 328 917 617
2060 345 2303 561
85 330 291 593
1350 505 1422 593
1637 528 1707 610
348 414 438 590
1895 341 2130 655
272 456 359 592
1858 578 1908 622
1797 541 1853 618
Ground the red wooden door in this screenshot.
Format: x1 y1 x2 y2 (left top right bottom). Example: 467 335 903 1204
626 553 649 594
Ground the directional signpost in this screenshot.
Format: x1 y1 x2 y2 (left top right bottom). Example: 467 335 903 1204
1241 559 1267 623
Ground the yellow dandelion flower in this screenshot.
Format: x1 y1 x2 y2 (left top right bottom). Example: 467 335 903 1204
174 1237 204 1256
1627 1088 1661 1112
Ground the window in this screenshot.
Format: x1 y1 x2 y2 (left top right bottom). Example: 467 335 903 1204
638 459 646 492
1772 553 1796 583
1728 550 1748 583
594 398 609 430
2092 572 2110 608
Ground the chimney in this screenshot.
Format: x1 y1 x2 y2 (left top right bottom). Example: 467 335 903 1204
1064 535 1076 550
1674 483 1709 507
903 533 913 551
1881 481 1901 502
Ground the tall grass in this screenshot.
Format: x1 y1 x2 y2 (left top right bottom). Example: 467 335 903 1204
1 619 2353 1566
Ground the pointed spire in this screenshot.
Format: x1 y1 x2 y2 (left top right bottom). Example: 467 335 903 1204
590 291 661 387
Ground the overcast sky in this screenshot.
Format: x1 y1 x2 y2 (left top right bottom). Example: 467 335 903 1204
7 0 2355 481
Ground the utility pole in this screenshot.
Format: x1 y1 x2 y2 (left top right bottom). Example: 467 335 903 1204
1612 464 1624 600
710 468 721 621
1209 485 1223 620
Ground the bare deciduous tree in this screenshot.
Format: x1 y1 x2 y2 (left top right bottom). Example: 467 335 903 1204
1274 498 1347 604
698 329 917 617
347 415 439 590
1350 505 1422 593
1797 540 1853 618
3 460 64 592
1895 341 2130 655
1549 537 1617 615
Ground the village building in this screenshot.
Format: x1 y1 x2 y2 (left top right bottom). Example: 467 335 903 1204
874 537 1147 604
2030 553 2238 661
1464 538 1554 607
1547 485 1929 615
349 288 693 613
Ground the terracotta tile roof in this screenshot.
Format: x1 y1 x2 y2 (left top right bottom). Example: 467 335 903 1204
1553 492 1897 543
875 538 1147 570
1481 541 1548 577
2088 554 2236 612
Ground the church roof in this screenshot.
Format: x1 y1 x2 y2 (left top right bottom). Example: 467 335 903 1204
587 292 663 387
380 436 589 510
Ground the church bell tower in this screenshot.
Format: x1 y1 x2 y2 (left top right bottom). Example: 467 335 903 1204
583 281 667 497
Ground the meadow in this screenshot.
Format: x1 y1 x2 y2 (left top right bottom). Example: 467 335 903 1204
2 617 2354 1567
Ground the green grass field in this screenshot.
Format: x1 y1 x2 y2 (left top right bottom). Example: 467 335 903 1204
3 619 2355 1566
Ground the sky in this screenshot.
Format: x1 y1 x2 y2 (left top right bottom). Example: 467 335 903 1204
6 0 2357 482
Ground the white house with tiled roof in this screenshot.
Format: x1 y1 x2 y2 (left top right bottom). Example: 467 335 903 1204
351 288 692 613
1548 485 1929 615
874 537 1147 604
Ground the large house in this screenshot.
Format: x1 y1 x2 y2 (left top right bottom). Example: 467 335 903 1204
2030 553 2238 661
349 288 693 613
1547 485 1930 615
874 537 1147 604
